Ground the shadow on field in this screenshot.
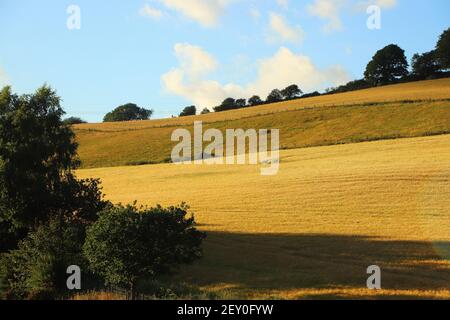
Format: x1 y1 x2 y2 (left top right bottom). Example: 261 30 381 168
177 232 450 299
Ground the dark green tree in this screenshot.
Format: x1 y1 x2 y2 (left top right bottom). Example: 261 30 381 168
281 84 303 100
83 203 206 299
235 99 247 108
179 105 197 117
213 98 236 112
364 44 409 85
411 51 441 79
103 103 153 122
436 28 450 69
266 89 283 103
200 108 211 115
63 117 87 125
0 85 108 251
248 95 263 106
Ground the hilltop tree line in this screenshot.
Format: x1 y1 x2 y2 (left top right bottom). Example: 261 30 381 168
175 27 450 116
63 28 449 123
327 28 450 93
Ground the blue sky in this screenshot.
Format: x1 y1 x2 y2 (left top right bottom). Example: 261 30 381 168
0 0 448 122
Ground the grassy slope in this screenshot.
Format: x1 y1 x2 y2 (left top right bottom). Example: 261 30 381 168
77 135 450 299
74 79 450 168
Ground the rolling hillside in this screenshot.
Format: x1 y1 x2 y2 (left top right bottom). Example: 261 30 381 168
74 78 450 168
75 78 450 299
77 134 450 299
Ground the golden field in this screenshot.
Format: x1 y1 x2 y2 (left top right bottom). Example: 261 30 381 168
77 134 450 299
74 79 450 168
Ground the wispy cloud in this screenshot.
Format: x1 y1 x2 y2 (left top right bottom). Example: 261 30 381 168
139 4 163 20
158 0 232 27
268 12 305 44
276 0 289 9
307 0 345 33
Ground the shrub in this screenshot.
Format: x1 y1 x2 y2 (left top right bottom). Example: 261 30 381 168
0 218 91 300
83 203 206 299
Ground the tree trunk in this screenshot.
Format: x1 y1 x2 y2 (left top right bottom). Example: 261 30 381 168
130 282 136 300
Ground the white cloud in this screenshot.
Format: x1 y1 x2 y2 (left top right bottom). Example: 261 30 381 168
158 0 231 27
161 44 350 109
276 0 289 9
249 8 261 21
268 13 305 44
139 4 163 20
354 0 398 11
246 47 350 96
173 43 218 78
307 0 345 33
374 0 397 8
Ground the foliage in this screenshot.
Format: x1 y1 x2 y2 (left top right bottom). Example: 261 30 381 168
0 85 108 251
0 218 90 300
364 44 409 85
411 51 442 79
248 95 263 106
83 203 206 299
200 108 211 114
235 99 247 108
436 28 450 69
179 105 197 117
103 103 153 122
214 97 247 112
325 79 371 95
300 91 321 99
281 84 303 100
63 117 87 125
266 89 283 103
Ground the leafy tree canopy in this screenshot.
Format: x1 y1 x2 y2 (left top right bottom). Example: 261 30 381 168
103 103 153 122
281 84 303 100
266 89 283 103
248 95 263 106
200 108 210 114
179 105 196 117
0 85 108 251
436 28 450 69
214 98 237 112
364 44 409 85
412 50 442 79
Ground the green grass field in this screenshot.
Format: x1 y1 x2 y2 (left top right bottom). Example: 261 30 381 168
74 79 450 168
75 78 450 299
